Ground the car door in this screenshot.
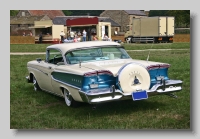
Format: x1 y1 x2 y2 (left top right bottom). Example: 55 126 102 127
38 48 63 93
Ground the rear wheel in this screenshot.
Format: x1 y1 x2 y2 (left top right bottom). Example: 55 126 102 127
33 75 41 91
63 88 78 107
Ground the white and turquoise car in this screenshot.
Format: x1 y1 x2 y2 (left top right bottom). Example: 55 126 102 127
26 41 183 107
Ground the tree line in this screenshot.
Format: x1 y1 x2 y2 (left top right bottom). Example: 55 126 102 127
149 10 190 27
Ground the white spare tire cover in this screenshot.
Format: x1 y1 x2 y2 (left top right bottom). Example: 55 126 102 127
118 63 150 94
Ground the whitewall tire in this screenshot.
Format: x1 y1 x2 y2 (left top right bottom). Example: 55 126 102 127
33 75 41 91
63 88 78 107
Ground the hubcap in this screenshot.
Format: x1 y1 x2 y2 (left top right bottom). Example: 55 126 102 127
64 89 72 106
33 78 37 91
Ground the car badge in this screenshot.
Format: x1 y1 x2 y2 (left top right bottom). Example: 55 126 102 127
132 76 141 85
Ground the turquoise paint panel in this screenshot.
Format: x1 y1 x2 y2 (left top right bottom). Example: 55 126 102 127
52 72 83 88
82 74 116 90
149 68 169 88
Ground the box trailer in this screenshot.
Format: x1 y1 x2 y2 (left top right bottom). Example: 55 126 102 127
125 16 174 43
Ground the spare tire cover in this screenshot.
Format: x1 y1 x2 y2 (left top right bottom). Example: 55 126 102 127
118 63 150 94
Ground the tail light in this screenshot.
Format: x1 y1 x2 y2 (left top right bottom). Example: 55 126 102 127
147 64 170 70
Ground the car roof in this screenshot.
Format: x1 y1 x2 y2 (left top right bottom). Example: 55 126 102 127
47 41 121 54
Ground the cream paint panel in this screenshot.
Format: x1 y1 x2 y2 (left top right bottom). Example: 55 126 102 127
159 17 167 36
64 26 67 34
141 17 159 36
166 17 175 36
97 22 111 39
34 20 53 26
52 25 65 39
31 61 56 93
29 58 167 79
77 59 168 76
40 63 56 92
97 23 102 40
133 19 141 36
63 86 82 102
96 24 99 39
51 80 83 102
54 64 97 75
28 66 45 88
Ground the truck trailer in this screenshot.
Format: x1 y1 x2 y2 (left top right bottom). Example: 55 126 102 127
124 16 174 43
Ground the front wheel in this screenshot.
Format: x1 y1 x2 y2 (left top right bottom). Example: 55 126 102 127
63 88 78 107
33 75 41 91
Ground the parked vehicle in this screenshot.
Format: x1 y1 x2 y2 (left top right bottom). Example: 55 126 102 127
125 16 175 43
26 41 182 107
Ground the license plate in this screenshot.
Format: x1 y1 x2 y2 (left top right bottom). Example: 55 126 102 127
132 90 148 101
156 76 164 81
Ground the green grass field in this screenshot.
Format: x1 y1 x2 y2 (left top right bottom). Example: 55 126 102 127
10 43 190 129
10 42 190 52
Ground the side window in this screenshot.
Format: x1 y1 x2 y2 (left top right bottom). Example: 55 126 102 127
47 49 63 64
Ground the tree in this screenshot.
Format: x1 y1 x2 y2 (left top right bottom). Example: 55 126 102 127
148 10 168 17
148 10 190 28
10 10 19 16
62 10 72 16
167 10 190 27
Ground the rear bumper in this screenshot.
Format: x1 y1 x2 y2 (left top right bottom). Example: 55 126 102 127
79 79 183 104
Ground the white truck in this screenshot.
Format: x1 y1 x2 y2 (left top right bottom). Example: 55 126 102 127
124 16 175 43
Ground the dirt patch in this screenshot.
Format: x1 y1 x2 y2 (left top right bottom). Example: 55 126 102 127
174 34 190 42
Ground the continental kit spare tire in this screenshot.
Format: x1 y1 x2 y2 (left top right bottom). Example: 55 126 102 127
117 63 151 94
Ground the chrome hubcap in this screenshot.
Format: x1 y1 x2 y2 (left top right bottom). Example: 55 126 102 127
64 89 72 106
33 78 37 91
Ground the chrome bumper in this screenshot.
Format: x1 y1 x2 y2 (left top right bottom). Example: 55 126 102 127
26 76 31 83
79 80 183 104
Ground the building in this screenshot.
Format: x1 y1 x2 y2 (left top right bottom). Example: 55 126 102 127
100 10 147 32
10 10 65 36
53 16 121 36
16 10 65 19
10 15 50 36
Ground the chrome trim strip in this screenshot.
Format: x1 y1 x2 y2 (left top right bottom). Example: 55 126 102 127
147 80 182 93
79 88 122 96
51 75 80 90
78 88 123 104
53 70 83 76
28 66 48 76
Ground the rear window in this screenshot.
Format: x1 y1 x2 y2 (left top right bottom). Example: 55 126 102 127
65 46 131 64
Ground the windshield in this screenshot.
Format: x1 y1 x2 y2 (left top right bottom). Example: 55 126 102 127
65 46 131 64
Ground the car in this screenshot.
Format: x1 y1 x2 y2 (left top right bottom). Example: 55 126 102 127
26 41 183 107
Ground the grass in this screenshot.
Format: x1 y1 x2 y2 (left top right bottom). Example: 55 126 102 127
10 42 190 52
10 44 49 52
10 44 190 129
123 42 190 50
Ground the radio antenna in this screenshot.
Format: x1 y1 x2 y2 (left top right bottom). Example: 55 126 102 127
146 43 153 62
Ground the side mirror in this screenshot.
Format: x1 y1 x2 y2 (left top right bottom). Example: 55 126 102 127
36 58 42 63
